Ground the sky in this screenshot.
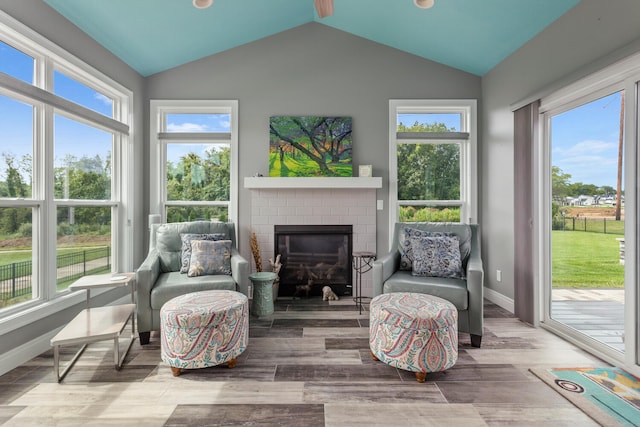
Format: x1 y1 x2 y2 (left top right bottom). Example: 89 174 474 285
551 91 624 189
0 40 626 190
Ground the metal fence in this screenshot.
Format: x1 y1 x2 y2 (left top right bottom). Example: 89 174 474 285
553 216 624 235
0 247 111 305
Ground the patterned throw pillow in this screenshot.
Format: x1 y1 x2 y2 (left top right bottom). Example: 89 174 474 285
180 233 227 273
187 239 233 277
399 227 455 271
410 235 463 278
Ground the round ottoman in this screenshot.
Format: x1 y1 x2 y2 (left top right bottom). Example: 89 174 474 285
161 290 248 377
369 292 458 383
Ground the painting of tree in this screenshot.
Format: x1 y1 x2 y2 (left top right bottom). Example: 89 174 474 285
269 116 352 177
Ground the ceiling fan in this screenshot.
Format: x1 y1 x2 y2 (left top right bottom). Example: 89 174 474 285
314 0 334 18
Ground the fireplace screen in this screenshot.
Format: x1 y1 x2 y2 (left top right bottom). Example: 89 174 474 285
274 225 353 297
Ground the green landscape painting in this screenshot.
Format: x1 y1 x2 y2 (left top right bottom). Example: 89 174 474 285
269 116 353 177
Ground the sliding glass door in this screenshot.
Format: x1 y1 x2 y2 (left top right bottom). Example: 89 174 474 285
546 90 626 354
539 56 640 374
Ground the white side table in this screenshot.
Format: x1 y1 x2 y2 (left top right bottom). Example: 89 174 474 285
50 273 136 382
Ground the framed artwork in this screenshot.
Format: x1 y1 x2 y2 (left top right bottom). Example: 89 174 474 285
269 116 353 177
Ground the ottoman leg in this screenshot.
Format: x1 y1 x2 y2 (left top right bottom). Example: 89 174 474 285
370 351 379 361
415 372 426 383
170 367 182 377
227 358 237 369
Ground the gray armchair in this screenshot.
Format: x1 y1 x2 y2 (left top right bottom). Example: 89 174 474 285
135 221 249 344
372 222 484 347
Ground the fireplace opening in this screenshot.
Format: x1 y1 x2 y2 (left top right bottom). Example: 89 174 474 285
274 225 353 297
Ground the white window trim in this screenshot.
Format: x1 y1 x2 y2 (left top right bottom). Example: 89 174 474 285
149 99 238 225
388 99 478 249
0 10 134 326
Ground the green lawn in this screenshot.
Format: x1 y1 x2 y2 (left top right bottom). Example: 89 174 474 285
552 230 624 288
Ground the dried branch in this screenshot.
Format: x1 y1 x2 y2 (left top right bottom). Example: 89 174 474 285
250 232 262 272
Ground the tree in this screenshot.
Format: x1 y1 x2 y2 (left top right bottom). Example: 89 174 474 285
0 153 32 235
165 145 231 222
551 166 572 202
397 121 459 201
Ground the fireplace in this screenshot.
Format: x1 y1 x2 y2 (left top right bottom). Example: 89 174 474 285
274 225 353 297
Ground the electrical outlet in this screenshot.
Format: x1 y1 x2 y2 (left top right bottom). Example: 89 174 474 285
496 270 502 282
377 200 383 210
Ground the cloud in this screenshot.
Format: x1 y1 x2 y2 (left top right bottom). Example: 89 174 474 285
559 139 617 156
93 92 112 105
553 139 620 186
166 122 209 132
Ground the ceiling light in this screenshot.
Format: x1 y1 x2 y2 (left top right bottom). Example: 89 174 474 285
414 0 435 9
193 0 213 9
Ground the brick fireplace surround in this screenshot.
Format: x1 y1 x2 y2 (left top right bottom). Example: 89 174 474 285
246 177 380 297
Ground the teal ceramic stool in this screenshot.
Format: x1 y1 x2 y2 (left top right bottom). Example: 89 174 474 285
249 272 277 317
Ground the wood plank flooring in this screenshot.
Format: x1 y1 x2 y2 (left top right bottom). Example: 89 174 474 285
0 297 608 426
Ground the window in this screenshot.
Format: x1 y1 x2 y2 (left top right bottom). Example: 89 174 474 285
389 100 477 235
150 100 237 224
0 12 132 315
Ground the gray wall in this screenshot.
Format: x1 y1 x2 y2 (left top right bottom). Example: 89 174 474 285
146 22 482 264
0 0 146 363
481 0 640 300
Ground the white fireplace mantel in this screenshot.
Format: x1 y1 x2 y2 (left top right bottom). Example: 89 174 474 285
244 176 382 189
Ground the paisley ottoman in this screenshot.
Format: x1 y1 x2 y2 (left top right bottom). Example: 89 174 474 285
160 290 248 377
369 292 458 383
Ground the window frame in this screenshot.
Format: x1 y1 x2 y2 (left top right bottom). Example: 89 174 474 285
149 100 238 225
0 10 134 324
388 99 478 247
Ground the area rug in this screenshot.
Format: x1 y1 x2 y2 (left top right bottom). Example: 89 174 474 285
530 367 640 427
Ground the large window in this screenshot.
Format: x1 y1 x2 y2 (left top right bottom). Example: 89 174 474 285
389 100 477 235
150 100 237 224
0 13 132 315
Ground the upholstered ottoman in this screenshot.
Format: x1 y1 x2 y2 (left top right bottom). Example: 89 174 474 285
161 290 248 376
369 292 458 383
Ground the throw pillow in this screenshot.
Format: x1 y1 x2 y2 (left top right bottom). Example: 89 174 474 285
180 233 227 273
410 235 463 278
399 227 456 271
187 239 233 277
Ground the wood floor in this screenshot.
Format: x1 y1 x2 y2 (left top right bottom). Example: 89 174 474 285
0 297 608 426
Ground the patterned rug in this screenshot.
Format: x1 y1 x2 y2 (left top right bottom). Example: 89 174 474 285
531 367 640 427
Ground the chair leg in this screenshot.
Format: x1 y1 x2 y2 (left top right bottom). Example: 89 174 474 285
470 334 482 348
139 331 150 345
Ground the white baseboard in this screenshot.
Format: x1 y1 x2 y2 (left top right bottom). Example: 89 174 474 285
484 287 514 313
0 328 60 376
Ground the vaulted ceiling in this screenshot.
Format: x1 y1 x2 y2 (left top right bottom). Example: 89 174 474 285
43 0 580 77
